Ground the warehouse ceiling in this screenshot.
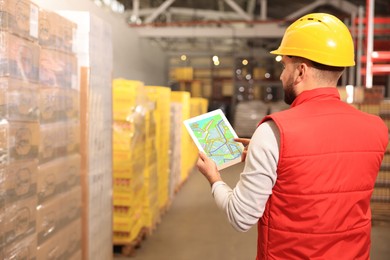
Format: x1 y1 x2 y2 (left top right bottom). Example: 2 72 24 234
114 0 390 55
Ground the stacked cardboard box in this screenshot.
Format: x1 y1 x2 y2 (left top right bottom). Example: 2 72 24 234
0 0 81 258
0 1 39 258
59 11 113 260
112 79 146 244
343 88 390 220
146 86 171 211
371 100 390 218
36 8 81 260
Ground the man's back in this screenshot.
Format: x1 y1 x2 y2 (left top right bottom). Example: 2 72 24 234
257 88 388 259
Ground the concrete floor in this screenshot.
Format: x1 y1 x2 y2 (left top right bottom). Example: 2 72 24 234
116 162 390 260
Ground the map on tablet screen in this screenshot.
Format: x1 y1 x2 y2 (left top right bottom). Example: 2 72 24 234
184 109 244 170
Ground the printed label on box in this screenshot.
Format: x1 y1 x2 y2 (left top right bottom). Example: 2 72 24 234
29 3 38 38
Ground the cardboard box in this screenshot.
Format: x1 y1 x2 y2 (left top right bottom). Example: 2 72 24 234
61 88 80 120
39 87 60 123
0 78 39 121
65 120 80 155
63 219 82 258
37 159 65 204
39 49 77 88
4 196 36 245
0 0 39 41
63 154 81 189
61 186 81 225
0 122 8 166
37 228 66 260
39 10 77 53
36 194 64 245
0 121 39 163
0 203 4 248
54 121 80 157
68 250 82 260
0 32 40 82
4 159 37 203
39 123 58 163
41 88 80 123
3 234 37 260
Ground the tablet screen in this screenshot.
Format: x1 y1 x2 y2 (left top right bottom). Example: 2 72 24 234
184 109 244 170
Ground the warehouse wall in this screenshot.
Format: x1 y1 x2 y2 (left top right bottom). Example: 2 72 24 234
33 0 168 86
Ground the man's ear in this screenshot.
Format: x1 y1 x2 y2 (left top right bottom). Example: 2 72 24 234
295 62 308 83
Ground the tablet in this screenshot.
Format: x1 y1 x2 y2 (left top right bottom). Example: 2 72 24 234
184 109 244 170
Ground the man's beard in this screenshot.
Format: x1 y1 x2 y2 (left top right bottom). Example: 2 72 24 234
283 77 296 105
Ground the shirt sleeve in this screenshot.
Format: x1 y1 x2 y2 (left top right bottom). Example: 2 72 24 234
211 120 280 232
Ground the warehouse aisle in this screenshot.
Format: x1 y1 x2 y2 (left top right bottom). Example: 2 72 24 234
116 162 257 260
115 162 390 260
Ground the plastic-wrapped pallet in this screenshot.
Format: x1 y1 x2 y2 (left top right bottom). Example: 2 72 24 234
146 86 171 211
142 102 160 231
171 91 192 185
0 1 82 259
233 100 270 138
112 79 146 245
58 11 113 260
36 8 81 259
169 103 183 198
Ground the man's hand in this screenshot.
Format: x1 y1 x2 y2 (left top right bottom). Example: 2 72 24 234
196 152 222 186
234 138 250 162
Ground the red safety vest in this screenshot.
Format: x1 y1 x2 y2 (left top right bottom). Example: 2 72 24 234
256 88 388 260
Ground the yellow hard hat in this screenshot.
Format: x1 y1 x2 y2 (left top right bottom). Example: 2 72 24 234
271 13 355 67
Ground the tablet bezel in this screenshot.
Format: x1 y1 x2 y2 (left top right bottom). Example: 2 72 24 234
184 109 244 170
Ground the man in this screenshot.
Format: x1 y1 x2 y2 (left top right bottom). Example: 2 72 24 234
196 13 388 259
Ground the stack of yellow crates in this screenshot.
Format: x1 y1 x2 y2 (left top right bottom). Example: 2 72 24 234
142 101 160 231
112 79 146 244
146 86 171 211
373 100 390 219
175 67 193 81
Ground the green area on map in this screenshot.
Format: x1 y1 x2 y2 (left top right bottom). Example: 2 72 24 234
189 114 242 166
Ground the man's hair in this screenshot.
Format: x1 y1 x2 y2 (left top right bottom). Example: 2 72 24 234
290 56 345 83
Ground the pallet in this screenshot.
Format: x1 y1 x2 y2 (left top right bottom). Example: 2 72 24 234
174 177 188 194
113 227 148 257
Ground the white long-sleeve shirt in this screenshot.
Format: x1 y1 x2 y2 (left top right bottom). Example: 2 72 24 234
211 121 280 232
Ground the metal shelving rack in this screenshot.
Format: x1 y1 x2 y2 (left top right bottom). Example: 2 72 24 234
355 0 390 222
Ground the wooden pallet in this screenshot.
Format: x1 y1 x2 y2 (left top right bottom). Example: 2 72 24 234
174 177 188 194
113 227 148 257
372 202 390 224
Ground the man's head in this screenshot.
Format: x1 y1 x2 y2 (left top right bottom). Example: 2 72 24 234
271 13 355 104
280 56 345 104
